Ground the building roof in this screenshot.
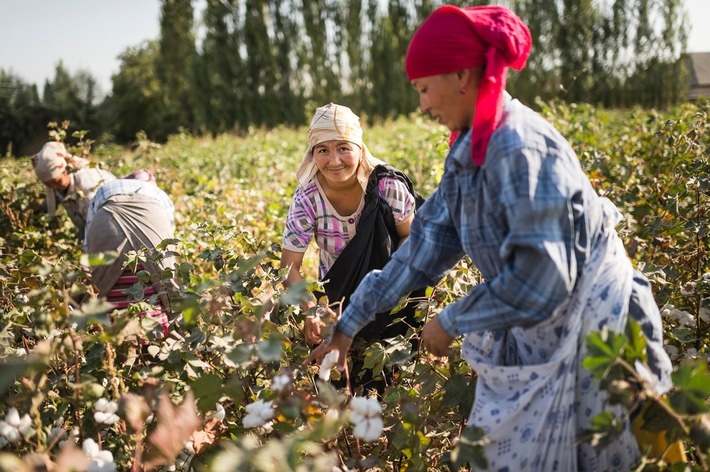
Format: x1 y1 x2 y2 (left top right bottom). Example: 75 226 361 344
690 52 710 86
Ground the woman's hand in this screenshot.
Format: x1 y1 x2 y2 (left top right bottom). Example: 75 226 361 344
304 315 325 344
305 329 353 373
421 315 454 357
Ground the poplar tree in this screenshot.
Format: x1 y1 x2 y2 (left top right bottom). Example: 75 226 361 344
158 0 197 132
197 0 246 133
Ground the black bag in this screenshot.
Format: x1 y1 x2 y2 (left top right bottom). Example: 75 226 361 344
318 165 425 341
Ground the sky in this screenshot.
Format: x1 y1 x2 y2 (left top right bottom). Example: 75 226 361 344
1 0 708 97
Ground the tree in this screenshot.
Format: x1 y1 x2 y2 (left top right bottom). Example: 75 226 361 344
157 0 198 133
108 41 173 143
195 0 246 134
0 70 46 156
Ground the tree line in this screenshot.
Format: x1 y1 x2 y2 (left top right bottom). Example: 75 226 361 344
0 0 690 156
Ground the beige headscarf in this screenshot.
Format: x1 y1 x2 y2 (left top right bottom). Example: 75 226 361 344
31 141 89 215
296 103 383 191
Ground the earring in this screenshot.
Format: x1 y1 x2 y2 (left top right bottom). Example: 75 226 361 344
459 88 466 94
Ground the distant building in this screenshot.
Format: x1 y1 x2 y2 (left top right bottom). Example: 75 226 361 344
689 52 710 98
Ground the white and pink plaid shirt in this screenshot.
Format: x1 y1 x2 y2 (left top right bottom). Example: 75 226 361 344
283 176 416 279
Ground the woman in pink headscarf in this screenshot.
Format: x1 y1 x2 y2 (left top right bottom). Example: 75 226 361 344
309 5 674 469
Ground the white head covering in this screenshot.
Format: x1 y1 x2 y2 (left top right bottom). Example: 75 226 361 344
31 141 89 216
296 103 383 191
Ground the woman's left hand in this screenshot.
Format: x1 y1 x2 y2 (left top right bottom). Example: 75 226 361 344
422 315 454 357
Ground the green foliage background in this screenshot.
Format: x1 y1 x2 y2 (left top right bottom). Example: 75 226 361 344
0 98 708 470
0 0 690 155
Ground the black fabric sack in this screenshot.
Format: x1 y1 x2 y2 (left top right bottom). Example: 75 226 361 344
318 165 425 342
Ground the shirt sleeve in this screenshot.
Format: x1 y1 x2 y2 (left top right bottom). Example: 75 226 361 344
282 186 315 252
378 177 416 224
336 188 466 337
437 143 582 337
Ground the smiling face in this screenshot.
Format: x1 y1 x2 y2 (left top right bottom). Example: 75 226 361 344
313 140 361 187
411 70 479 131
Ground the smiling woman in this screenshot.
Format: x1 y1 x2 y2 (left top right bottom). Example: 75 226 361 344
280 102 425 393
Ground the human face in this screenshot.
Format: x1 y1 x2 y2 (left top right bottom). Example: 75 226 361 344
412 72 476 131
313 140 361 186
42 172 71 191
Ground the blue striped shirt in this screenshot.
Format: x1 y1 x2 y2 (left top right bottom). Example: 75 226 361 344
336 96 605 338
84 179 175 251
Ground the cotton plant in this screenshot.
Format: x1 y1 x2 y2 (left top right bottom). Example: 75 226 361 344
242 399 274 429
94 398 120 426
0 407 33 444
349 396 383 443
83 438 117 472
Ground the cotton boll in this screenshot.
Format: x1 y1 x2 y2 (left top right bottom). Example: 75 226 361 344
364 397 382 416
352 417 384 442
0 408 32 444
664 344 679 362
243 400 274 428
350 395 381 417
700 307 710 323
676 310 695 327
207 403 225 422
349 396 369 414
319 351 340 381
272 374 291 392
349 410 365 426
93 399 120 426
83 438 116 472
242 413 266 429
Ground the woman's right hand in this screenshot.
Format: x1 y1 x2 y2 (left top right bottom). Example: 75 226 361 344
305 329 353 373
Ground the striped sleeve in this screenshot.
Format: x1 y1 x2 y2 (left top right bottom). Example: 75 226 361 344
282 184 317 252
378 176 416 224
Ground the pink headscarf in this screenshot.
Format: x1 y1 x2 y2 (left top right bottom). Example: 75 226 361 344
405 5 532 166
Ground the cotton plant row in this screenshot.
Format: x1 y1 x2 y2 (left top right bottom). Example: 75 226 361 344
1 102 708 469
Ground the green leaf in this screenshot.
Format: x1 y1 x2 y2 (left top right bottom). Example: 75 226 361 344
191 374 223 413
226 344 254 366
442 373 476 415
669 362 710 414
19 249 41 267
444 426 489 470
623 318 647 363
126 282 146 301
255 336 283 363
80 250 119 267
0 357 47 395
70 298 115 329
362 342 386 377
177 296 201 325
